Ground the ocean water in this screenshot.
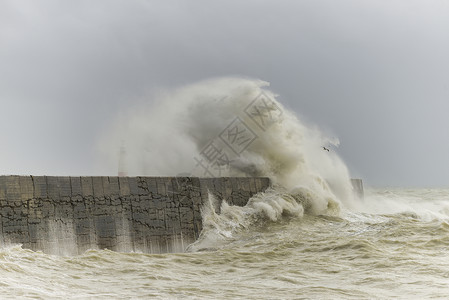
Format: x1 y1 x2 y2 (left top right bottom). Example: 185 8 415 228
1 188 449 300
3 78 446 299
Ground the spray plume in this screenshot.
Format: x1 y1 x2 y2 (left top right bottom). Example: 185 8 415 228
98 77 356 214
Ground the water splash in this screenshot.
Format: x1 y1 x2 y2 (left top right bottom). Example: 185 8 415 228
99 77 356 214
187 188 304 252
355 188 449 221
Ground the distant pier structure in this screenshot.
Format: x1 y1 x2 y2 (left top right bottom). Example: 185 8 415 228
351 179 364 199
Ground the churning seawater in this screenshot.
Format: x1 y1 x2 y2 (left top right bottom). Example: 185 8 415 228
3 77 448 299
1 188 449 299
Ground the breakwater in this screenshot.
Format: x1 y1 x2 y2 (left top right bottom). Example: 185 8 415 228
0 176 270 255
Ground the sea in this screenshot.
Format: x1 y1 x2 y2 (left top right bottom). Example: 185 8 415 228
3 78 448 298
1 187 449 299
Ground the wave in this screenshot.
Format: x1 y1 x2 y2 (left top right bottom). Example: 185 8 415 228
97 77 449 255
99 77 357 215
186 188 304 252
358 188 449 221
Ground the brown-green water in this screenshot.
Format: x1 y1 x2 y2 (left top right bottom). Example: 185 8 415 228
1 188 449 299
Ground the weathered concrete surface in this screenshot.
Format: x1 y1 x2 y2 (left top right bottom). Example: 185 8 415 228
0 176 270 254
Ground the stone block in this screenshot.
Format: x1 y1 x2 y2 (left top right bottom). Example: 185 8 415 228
154 198 166 210
199 178 214 191
255 177 270 191
73 202 87 218
119 177 130 196
95 215 116 238
128 177 139 195
241 178 251 192
119 196 132 213
135 195 152 210
46 176 60 200
144 177 158 196
76 234 92 248
231 177 241 193
75 218 91 235
107 177 120 196
59 177 72 197
5 176 21 202
0 206 13 218
110 195 121 206
28 223 41 242
70 177 82 196
81 177 94 196
20 176 34 201
55 203 73 219
136 177 149 195
0 176 7 199
40 201 55 219
199 178 213 204
132 211 149 224
248 178 256 194
163 177 173 200
223 177 233 198
101 177 111 196
156 177 167 195
92 177 104 198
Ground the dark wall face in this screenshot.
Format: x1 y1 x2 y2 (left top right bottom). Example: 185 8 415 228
0 176 270 255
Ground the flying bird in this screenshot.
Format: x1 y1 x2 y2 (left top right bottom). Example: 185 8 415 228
323 147 330 152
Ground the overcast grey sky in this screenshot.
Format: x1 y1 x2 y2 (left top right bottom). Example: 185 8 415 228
1 0 448 187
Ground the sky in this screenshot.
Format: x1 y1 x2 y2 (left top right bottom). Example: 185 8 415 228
1 0 448 187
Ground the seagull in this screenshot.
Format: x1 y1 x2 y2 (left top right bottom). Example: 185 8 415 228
323 146 330 152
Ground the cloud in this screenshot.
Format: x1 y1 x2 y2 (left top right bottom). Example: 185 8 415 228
1 0 448 186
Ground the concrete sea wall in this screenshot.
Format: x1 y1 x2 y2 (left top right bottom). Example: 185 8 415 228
0 176 270 255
